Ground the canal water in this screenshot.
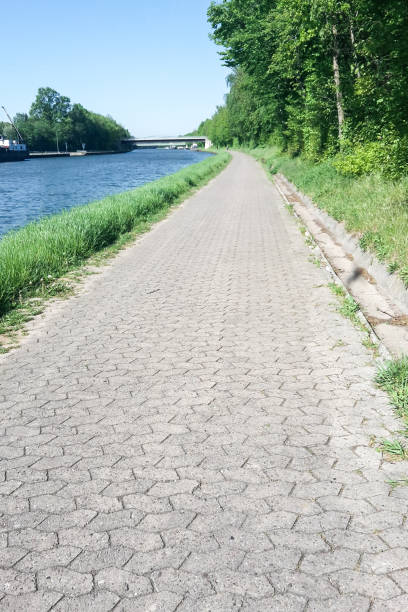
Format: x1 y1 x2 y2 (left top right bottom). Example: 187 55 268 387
0 149 211 237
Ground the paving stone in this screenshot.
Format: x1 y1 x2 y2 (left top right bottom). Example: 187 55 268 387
361 547 408 574
95 567 152 597
38 510 97 532
152 568 214 598
0 152 404 608
301 550 360 575
268 529 329 553
0 547 28 568
308 594 370 612
162 528 219 553
0 568 36 595
37 567 93 595
178 593 243 611
52 591 119 611
69 546 133 573
0 591 62 611
390 568 408 592
57 528 109 550
240 547 301 573
113 591 182 611
15 546 80 572
125 546 188 574
182 547 245 573
322 529 387 553
330 569 401 598
269 570 338 599
241 593 307 611
138 510 195 532
371 595 408 612
209 569 274 598
245 511 297 531
8 528 57 551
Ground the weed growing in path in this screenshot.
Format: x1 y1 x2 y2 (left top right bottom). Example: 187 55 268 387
327 281 379 356
378 439 407 460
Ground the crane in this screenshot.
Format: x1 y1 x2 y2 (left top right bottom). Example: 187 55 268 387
1 105 25 143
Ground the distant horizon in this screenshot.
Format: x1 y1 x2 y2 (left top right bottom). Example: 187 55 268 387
2 0 230 137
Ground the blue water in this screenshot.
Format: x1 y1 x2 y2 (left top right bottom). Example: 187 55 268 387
0 149 211 237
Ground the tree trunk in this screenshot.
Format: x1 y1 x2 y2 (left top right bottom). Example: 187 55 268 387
332 24 345 139
349 22 361 78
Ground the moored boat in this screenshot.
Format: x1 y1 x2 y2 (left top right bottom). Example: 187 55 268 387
0 138 28 162
0 106 29 162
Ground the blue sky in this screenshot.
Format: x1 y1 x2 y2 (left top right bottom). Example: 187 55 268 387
2 0 229 136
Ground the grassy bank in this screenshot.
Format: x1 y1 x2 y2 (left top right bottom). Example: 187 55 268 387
0 152 230 317
251 147 408 287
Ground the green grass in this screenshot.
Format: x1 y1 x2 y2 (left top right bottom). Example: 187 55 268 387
327 281 379 356
375 357 408 461
376 357 408 415
251 146 408 288
378 439 407 459
0 152 230 319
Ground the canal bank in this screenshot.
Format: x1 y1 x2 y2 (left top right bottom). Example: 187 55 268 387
0 152 230 325
29 150 129 159
0 148 214 237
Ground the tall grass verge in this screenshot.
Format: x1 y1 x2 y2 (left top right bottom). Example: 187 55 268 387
0 152 230 317
251 147 408 287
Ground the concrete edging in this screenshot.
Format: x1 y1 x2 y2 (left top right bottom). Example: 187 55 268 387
273 172 408 358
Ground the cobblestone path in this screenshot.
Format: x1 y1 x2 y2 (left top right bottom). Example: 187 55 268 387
1 153 408 611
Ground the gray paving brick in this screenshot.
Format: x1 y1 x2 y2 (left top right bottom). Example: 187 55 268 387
241 593 307 611
37 567 92 595
95 567 151 597
330 569 401 598
178 593 243 611
361 547 408 574
209 569 274 598
308 595 370 612
15 546 80 572
0 592 62 611
151 568 214 598
113 591 182 611
0 568 36 595
269 570 338 599
52 591 119 611
301 550 360 575
69 546 133 573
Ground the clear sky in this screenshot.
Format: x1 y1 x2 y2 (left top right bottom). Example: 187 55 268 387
2 0 229 136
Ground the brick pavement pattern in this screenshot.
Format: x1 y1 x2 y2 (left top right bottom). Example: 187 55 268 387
1 152 407 611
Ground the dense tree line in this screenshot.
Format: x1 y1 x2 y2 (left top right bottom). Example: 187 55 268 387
196 0 408 176
0 87 130 152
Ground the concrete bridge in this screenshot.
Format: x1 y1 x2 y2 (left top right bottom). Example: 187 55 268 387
121 136 212 149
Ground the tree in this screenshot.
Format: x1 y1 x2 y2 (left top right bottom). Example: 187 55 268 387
200 0 408 173
30 87 72 123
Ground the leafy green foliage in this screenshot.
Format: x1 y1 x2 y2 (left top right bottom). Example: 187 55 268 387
198 0 408 176
9 87 130 152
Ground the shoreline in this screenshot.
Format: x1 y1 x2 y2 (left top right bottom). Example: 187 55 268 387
0 152 231 350
28 150 130 159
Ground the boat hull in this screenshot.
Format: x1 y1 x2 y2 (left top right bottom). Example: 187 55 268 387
0 148 29 162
